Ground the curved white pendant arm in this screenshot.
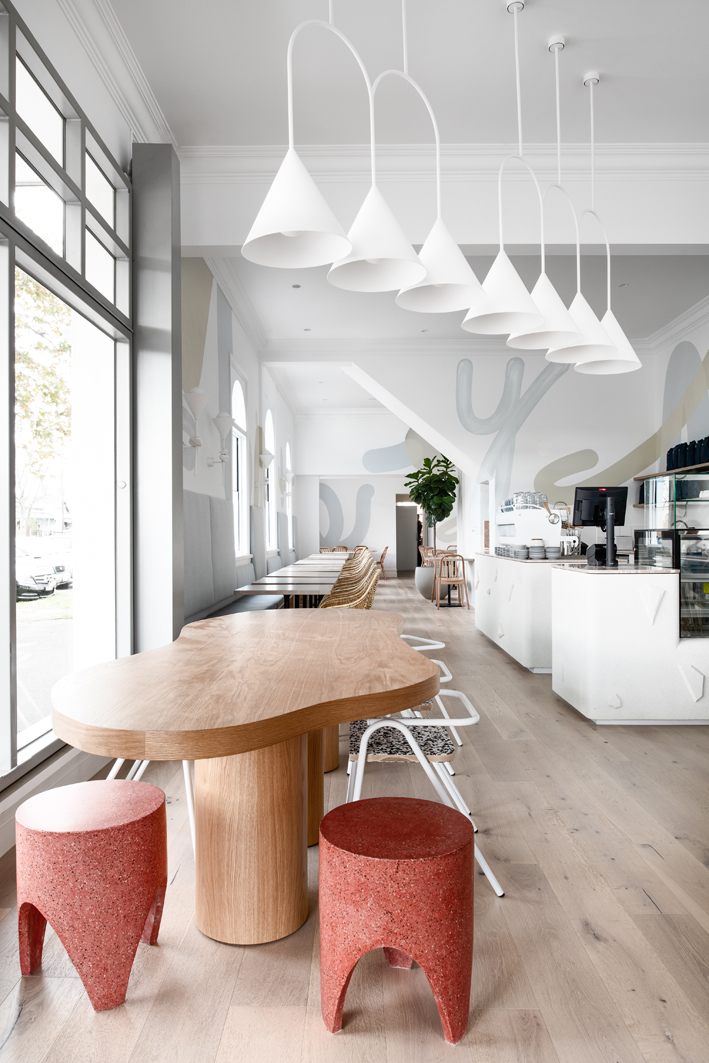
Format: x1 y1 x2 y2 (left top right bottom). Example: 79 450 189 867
287 20 375 180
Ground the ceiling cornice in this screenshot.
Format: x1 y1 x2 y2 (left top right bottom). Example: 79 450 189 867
205 256 268 352
179 142 709 185
643 292 709 351
56 0 175 146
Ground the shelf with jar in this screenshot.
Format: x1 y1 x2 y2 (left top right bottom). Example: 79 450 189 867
632 470 709 528
633 526 709 638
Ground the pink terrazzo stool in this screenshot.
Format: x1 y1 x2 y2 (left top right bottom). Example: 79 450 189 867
319 796 474 1044
16 779 167 1011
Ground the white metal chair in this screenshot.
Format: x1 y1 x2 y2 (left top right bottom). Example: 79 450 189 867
345 691 504 897
108 758 196 857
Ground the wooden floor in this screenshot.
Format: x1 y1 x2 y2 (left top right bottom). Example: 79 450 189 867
1 576 709 1062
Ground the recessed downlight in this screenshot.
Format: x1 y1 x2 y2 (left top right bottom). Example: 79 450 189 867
292 284 301 288
304 327 311 331
617 282 629 288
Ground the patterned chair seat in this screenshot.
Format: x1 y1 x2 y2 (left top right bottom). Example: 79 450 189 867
349 711 455 763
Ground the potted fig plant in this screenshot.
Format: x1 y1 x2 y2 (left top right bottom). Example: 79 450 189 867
405 456 459 600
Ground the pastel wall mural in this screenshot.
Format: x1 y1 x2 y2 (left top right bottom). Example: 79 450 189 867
456 356 569 501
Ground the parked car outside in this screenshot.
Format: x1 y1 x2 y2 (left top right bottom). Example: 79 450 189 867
16 546 57 599
31 537 73 587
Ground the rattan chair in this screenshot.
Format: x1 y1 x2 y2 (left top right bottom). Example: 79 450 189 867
434 553 470 610
375 545 388 579
333 546 348 553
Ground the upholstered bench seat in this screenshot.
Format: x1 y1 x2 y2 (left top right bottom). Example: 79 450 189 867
209 594 283 617
348 711 455 762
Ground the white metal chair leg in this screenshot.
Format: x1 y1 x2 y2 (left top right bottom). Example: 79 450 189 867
107 758 124 780
474 844 504 896
134 760 150 781
433 761 472 817
444 761 455 775
346 763 357 802
430 659 452 682
183 760 196 858
435 693 463 746
400 634 445 652
126 760 144 780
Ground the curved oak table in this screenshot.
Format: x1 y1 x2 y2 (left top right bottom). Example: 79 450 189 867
52 610 439 945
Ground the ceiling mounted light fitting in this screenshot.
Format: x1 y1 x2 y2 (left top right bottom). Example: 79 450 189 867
567 73 639 374
241 147 350 268
396 217 484 313
328 185 425 292
464 5 548 337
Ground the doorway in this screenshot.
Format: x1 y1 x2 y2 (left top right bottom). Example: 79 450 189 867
395 495 418 573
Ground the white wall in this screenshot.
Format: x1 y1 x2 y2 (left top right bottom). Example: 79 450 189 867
320 477 407 575
295 410 413 477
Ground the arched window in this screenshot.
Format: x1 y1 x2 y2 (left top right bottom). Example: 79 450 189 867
232 380 246 432
264 410 276 550
231 380 248 554
285 442 293 550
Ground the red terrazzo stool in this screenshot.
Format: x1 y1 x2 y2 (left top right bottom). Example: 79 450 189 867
319 796 474 1044
16 779 167 1011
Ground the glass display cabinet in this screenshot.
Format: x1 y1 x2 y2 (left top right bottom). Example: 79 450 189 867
639 472 709 529
679 530 709 638
634 527 709 638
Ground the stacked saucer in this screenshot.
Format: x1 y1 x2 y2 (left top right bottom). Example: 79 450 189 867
529 545 546 560
545 546 562 560
513 546 529 559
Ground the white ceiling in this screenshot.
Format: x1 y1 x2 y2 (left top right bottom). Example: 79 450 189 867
111 0 709 147
231 254 709 343
266 364 384 412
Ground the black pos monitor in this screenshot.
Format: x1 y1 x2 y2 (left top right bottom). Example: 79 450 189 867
572 486 628 568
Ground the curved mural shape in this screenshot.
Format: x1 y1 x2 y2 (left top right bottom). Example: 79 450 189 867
362 441 410 473
663 342 709 446
456 357 570 500
533 450 600 506
404 428 439 469
534 348 709 500
319 482 344 547
320 482 375 549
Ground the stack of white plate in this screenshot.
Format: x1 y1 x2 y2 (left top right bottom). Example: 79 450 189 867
545 547 562 560
513 547 529 559
529 546 546 559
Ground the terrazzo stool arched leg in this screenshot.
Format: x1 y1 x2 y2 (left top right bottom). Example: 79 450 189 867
319 797 474 1045
16 780 167 1012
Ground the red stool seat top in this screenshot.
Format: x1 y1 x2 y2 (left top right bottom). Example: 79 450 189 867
16 780 165 834
320 797 473 860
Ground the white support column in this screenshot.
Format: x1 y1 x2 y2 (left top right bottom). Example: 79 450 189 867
132 144 184 650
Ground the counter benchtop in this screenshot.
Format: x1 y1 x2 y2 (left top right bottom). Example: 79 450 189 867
476 553 584 565
552 564 679 575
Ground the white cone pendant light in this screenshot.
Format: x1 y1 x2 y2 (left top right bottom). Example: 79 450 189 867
395 218 485 313
461 249 543 335
507 272 582 349
327 186 426 293
546 291 616 365
241 148 351 268
575 309 641 374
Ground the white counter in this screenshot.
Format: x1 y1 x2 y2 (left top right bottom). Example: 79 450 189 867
474 553 581 672
551 564 709 724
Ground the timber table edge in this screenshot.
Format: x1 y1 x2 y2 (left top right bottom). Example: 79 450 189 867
51 611 440 761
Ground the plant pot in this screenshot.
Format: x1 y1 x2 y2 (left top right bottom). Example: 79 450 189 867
414 566 436 602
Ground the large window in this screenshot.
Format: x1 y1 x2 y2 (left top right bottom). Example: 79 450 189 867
231 380 248 556
264 410 276 551
0 10 131 322
0 1 132 783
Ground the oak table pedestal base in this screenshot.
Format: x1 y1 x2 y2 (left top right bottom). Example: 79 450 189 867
195 736 308 945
